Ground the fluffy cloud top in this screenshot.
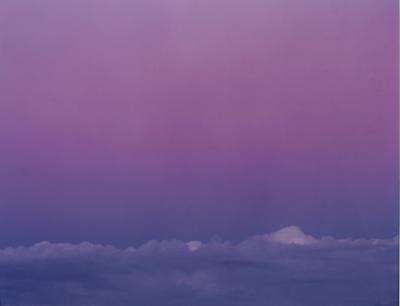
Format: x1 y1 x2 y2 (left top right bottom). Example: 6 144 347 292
266 226 318 245
0 227 397 306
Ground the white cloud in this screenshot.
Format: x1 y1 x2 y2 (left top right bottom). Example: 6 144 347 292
186 241 203 252
0 226 397 306
267 226 318 245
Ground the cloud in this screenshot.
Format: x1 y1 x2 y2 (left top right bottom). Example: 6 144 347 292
186 241 203 252
265 225 318 245
0 227 397 306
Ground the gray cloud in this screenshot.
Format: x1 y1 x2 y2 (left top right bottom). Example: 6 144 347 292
0 226 397 306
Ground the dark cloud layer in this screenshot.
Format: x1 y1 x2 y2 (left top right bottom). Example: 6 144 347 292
0 227 397 306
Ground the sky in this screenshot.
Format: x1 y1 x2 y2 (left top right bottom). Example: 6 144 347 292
0 1 398 305
0 0 398 248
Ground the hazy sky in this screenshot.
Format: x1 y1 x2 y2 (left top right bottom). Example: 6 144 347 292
0 0 398 247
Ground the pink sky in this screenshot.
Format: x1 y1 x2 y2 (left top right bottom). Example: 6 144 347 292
0 0 398 246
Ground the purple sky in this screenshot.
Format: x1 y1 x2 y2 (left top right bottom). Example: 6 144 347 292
0 0 398 247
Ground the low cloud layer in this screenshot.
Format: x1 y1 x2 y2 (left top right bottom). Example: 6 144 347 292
0 226 397 306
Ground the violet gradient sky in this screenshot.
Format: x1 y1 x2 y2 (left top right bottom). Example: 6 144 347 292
0 0 398 247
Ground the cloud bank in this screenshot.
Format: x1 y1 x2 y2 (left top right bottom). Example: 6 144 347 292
0 226 397 306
